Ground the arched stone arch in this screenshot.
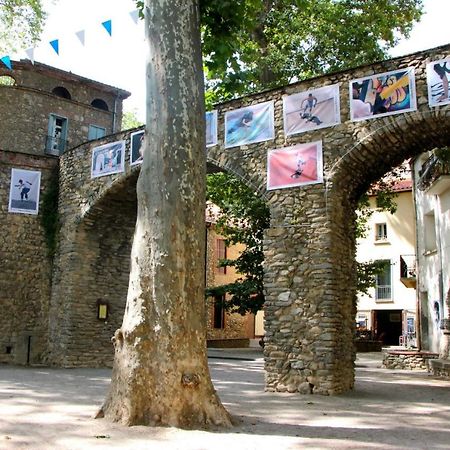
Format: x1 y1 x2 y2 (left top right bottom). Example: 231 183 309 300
328 109 450 203
47 45 450 391
262 108 450 395
47 168 139 366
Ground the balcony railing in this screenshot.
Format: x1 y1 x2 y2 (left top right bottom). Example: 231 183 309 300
45 135 67 156
400 254 416 288
418 150 450 193
375 285 391 301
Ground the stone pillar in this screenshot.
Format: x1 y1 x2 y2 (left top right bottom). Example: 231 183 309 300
263 188 356 395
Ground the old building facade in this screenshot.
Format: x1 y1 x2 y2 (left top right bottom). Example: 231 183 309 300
413 148 450 375
356 180 417 347
0 60 129 157
205 224 257 346
0 60 129 364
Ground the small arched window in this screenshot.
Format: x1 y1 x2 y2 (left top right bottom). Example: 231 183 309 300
0 75 16 86
91 98 109 111
52 86 72 99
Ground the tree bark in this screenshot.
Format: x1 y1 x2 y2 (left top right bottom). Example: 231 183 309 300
100 0 231 429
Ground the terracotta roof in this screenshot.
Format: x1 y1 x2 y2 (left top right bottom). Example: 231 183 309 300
391 179 413 192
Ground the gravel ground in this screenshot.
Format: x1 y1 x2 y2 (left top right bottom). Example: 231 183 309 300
1 351 449 449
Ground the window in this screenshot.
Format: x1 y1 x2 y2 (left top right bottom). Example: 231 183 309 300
88 125 106 141
375 259 391 301
216 239 227 274
375 223 387 241
424 211 437 253
213 295 225 329
46 114 68 155
52 86 71 99
91 98 109 111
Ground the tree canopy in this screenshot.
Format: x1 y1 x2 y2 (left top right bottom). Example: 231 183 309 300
200 0 424 101
0 0 46 53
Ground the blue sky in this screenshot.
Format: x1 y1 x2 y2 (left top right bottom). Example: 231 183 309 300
10 0 450 122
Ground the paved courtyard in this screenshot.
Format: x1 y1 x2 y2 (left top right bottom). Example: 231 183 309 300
1 351 449 449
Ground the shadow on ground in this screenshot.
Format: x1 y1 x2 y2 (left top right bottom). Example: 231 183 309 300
1 353 449 449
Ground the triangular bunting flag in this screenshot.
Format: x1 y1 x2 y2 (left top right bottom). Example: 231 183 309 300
129 9 139 24
25 48 35 64
0 56 12 70
101 20 112 36
75 30 85 46
50 39 59 55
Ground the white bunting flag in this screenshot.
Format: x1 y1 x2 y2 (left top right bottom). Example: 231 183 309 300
129 9 140 24
75 30 86 46
25 48 35 64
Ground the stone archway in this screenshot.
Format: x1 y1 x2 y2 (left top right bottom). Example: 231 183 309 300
262 109 450 394
47 171 139 366
47 135 257 366
48 45 450 392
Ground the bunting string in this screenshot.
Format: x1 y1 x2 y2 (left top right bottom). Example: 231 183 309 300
0 9 140 70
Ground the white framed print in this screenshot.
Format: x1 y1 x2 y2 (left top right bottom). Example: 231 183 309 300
350 67 416 121
224 100 274 148
427 57 450 107
206 110 218 147
91 140 125 178
8 168 41 215
283 84 340 136
267 141 323 190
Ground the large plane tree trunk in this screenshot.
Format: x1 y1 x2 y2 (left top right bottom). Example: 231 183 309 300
100 0 231 429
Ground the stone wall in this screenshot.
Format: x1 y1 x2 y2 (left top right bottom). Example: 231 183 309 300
0 60 128 156
47 129 139 367
429 359 450 378
383 350 438 370
22 44 450 393
0 150 57 364
47 138 254 366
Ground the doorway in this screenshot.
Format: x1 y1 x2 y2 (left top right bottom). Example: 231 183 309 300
374 310 403 345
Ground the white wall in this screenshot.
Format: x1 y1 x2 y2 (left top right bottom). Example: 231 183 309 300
356 189 417 331
414 153 450 353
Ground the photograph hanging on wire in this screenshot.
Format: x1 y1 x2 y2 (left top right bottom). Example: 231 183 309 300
350 67 417 121
426 57 450 107
283 84 341 136
91 140 125 178
267 141 323 190
206 110 218 147
8 168 41 215
224 101 274 148
130 130 145 166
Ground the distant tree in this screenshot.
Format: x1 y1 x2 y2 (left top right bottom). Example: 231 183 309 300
0 0 46 53
206 172 269 315
121 109 144 130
